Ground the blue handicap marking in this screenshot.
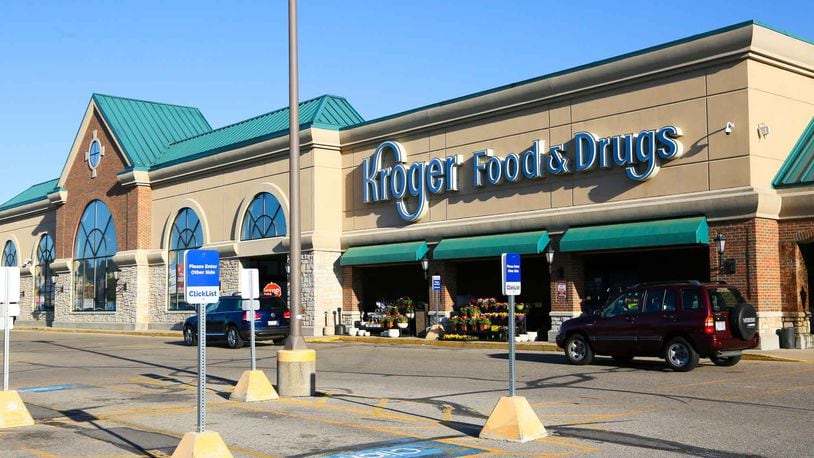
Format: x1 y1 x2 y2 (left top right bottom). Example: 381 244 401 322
19 384 81 393
323 439 485 457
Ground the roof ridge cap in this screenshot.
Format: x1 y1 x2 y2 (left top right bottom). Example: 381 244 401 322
92 93 203 111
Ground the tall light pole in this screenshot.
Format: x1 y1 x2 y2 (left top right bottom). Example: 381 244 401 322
285 0 306 351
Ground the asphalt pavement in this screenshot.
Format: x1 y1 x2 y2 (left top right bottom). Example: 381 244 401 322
1 329 813 457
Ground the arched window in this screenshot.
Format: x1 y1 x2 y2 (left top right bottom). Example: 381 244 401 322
36 235 55 311
74 200 117 311
2 240 17 266
168 208 203 311
241 192 286 240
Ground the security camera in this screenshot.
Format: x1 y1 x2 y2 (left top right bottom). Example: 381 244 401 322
725 122 734 135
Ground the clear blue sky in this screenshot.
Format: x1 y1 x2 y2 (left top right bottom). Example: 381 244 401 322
1 0 812 204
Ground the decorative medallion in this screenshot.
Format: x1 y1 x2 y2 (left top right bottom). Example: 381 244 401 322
84 130 106 178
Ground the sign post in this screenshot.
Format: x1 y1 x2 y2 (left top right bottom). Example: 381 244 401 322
231 269 278 403
431 275 441 326
479 253 546 442
0 266 33 429
171 250 232 456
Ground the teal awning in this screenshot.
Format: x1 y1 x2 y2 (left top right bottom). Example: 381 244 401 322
433 231 550 260
559 217 708 252
340 241 428 266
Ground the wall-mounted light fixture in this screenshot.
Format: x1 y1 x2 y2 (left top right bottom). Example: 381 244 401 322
545 243 555 276
713 232 736 276
22 258 32 268
724 121 735 135
420 255 429 279
757 123 770 138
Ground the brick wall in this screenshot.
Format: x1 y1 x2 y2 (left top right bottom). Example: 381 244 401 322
779 218 814 330
56 110 150 259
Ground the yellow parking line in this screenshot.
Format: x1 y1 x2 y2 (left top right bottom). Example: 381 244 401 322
441 404 453 421
373 398 389 415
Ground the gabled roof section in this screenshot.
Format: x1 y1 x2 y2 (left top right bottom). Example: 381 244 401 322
0 178 59 211
92 93 212 168
151 95 363 169
773 117 814 189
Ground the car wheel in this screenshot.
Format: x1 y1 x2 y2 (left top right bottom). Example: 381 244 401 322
612 355 634 364
710 355 742 367
564 334 593 365
183 325 197 346
664 337 699 372
226 326 245 349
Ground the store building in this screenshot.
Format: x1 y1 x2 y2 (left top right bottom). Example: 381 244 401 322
1 21 813 349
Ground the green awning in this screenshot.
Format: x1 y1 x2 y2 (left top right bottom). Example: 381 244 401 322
340 241 428 266
433 231 550 260
559 217 708 252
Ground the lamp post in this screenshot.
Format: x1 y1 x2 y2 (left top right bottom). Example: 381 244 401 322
545 243 555 276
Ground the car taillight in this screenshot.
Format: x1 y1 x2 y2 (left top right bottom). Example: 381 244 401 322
283 310 291 319
704 315 715 334
243 311 261 321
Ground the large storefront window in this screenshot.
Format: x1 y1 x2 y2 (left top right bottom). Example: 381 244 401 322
2 240 17 266
35 234 55 311
241 192 286 240
168 208 203 311
74 200 117 312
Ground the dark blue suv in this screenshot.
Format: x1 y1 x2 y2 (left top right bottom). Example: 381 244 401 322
182 295 290 349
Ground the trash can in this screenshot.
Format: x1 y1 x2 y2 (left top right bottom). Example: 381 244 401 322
778 327 796 349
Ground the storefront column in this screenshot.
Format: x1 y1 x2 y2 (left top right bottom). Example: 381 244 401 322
15 266 38 327
548 252 584 342
428 261 455 317
341 265 363 327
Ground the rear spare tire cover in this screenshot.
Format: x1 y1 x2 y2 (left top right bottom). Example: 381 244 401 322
730 303 757 340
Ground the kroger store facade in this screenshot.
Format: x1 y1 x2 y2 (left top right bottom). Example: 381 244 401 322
2 21 814 349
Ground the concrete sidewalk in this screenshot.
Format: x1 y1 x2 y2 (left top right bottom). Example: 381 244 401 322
14 326 813 363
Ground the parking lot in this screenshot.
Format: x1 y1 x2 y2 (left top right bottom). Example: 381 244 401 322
2 330 813 457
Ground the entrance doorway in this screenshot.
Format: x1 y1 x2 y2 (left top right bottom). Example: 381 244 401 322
801 243 814 333
454 255 551 335
583 246 710 311
243 255 288 299
359 264 429 313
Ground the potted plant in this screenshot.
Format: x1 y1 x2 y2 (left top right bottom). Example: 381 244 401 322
448 316 460 332
381 316 393 329
405 304 415 319
396 315 409 329
478 317 491 332
516 302 525 312
459 318 469 333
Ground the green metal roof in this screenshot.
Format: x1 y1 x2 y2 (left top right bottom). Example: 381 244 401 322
0 178 59 211
559 217 708 252
92 94 212 168
773 117 814 189
433 231 550 260
152 95 364 169
340 241 428 266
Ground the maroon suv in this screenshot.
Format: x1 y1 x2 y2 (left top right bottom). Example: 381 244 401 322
555 281 760 371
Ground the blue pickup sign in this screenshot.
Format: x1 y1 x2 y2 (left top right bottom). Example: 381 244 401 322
501 253 521 296
184 249 220 305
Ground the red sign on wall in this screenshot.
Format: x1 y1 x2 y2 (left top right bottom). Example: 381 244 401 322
263 282 282 297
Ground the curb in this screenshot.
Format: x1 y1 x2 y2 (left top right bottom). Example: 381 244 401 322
14 327 808 363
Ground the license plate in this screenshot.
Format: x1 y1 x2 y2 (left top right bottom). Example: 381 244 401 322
715 321 726 331
268 320 278 326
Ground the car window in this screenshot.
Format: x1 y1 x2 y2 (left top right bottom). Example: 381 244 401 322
217 297 241 312
205 303 218 313
682 288 701 310
643 288 666 313
259 296 287 311
603 291 641 317
707 288 742 312
663 288 677 312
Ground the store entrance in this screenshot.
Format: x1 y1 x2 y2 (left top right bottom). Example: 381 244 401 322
801 242 814 333
582 246 709 312
242 255 288 299
454 255 551 335
360 264 429 313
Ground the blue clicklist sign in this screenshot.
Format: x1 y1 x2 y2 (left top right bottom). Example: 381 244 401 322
432 275 441 291
184 249 220 304
363 126 683 222
501 253 521 296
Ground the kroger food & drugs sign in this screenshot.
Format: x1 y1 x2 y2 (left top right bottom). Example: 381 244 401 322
362 126 683 222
